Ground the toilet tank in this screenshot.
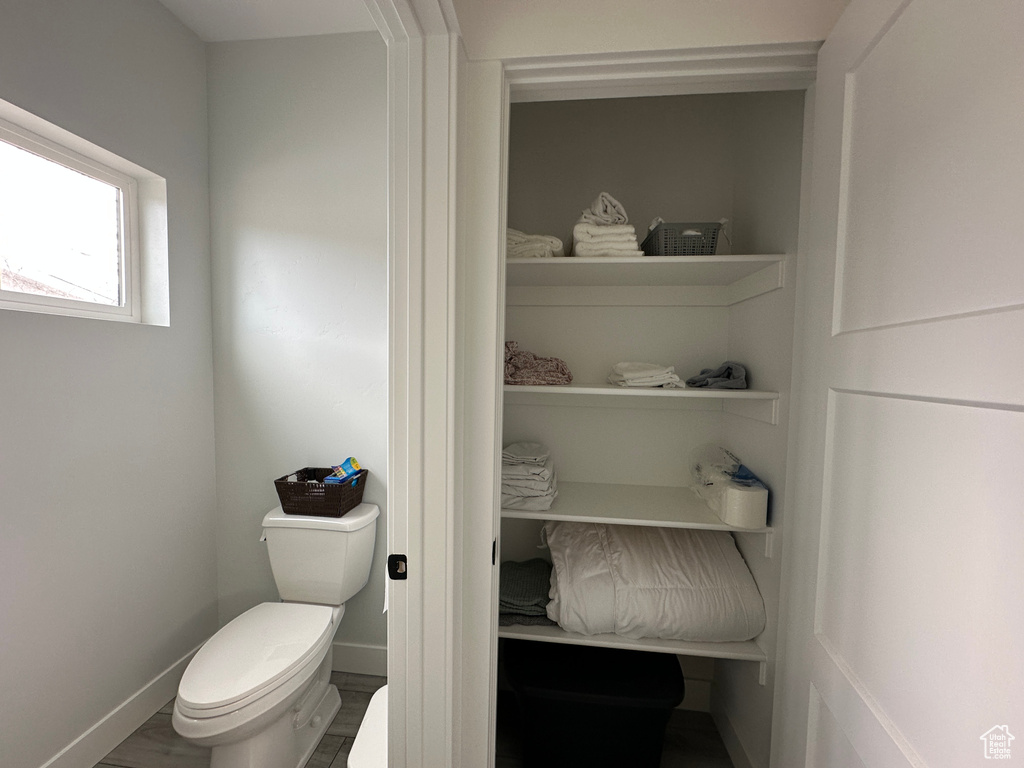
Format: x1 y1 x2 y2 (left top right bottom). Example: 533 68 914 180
262 504 379 605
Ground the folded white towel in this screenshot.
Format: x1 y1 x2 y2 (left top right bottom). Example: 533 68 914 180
575 233 637 246
610 362 675 380
501 455 554 481
501 488 558 511
573 222 638 241
574 242 645 258
509 242 563 258
507 228 564 258
502 475 556 494
610 376 680 388
502 481 557 498
502 441 550 465
578 192 629 225
608 362 681 388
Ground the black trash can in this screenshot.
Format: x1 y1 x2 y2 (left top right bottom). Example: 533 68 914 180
503 640 685 768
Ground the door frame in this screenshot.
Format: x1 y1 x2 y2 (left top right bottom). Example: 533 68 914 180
362 0 459 764
455 42 823 768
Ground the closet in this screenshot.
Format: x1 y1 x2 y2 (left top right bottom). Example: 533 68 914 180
495 90 806 765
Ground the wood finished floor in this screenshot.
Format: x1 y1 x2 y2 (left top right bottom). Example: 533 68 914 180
93 672 386 768
94 673 733 768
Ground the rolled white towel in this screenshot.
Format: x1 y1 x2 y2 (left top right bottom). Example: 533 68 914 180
578 192 628 225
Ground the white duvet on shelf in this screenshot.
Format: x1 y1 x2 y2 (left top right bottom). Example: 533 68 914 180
544 521 766 643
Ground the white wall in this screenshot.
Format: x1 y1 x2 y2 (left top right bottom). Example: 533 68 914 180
207 32 389 663
716 90 806 768
0 2 217 767
451 0 848 61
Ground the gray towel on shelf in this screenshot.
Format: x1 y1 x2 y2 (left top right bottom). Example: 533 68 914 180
685 361 748 389
499 613 557 627
499 559 553 616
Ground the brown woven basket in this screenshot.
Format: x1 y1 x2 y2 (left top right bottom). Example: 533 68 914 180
274 467 368 517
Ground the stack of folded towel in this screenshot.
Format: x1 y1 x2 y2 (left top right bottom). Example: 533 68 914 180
608 362 681 388
505 341 573 386
498 558 556 627
501 441 558 511
507 228 565 259
572 192 644 258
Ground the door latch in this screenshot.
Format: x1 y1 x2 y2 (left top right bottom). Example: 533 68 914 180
387 554 408 580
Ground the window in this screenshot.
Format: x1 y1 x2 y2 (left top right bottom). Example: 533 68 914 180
0 101 168 325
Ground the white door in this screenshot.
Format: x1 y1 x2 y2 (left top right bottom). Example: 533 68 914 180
775 0 1024 766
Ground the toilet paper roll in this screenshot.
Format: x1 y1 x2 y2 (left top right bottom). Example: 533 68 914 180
716 482 768 529
694 481 768 529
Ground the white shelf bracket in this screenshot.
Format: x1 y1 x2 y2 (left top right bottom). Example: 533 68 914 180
764 528 775 559
759 660 768 686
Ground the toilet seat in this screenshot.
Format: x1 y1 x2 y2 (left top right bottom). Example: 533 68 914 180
177 602 335 718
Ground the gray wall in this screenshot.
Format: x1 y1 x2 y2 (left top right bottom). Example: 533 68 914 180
207 33 389 657
0 2 217 767
508 94 741 254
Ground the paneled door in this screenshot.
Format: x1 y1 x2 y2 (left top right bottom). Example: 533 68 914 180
776 0 1024 766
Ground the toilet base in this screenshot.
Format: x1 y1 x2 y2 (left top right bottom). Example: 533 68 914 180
208 676 341 768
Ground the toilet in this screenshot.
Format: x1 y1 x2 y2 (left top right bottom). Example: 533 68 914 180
172 503 379 768
348 684 387 768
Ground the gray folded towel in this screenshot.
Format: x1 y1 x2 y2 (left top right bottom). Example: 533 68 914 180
685 361 748 389
498 613 557 627
499 559 553 616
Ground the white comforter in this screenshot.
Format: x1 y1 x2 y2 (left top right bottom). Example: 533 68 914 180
544 521 766 642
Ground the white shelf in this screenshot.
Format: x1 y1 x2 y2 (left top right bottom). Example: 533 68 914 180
497 623 766 665
501 481 769 532
503 383 780 423
506 254 784 288
505 383 777 399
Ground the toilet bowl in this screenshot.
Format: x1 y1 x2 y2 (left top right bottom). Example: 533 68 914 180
349 685 387 768
173 504 379 768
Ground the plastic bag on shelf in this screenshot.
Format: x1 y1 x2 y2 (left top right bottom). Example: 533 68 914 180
691 446 769 529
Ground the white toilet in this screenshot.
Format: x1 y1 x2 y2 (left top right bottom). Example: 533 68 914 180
172 503 379 768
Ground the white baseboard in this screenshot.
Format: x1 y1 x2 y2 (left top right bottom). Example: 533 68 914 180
332 641 387 677
39 643 201 768
712 709 756 768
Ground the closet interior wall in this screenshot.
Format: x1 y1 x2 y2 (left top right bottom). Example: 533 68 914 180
501 90 805 763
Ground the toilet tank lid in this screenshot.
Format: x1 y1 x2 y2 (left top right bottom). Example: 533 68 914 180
263 503 380 532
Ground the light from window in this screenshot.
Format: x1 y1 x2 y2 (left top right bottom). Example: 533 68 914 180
0 138 124 307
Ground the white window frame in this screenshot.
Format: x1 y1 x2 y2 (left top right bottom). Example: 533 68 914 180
0 106 162 324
